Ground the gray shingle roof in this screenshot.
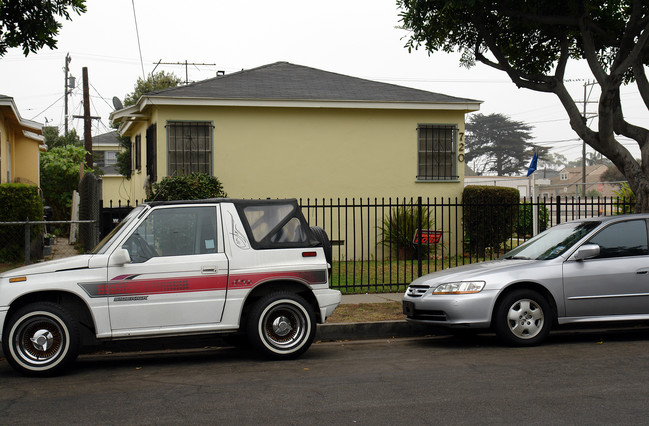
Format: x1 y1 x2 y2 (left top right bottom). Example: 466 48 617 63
147 62 479 104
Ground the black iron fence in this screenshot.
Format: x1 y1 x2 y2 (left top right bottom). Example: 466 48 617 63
300 196 634 293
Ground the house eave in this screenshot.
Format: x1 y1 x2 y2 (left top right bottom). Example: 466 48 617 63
141 96 481 111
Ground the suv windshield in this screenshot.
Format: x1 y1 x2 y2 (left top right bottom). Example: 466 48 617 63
503 221 600 260
91 206 146 254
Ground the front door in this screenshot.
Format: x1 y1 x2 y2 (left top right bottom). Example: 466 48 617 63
105 205 228 333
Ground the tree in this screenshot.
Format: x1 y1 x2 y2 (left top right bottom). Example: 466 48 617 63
122 70 182 107
43 127 80 149
40 145 92 221
115 71 182 179
465 113 534 175
0 0 86 57
398 1 649 212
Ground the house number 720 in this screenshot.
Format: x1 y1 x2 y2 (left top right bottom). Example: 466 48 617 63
458 132 465 163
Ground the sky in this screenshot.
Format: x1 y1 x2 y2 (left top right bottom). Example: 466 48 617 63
1 0 646 163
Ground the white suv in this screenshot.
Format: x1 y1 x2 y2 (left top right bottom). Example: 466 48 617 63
0 199 341 376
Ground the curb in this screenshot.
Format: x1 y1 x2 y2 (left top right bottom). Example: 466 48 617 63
316 320 440 341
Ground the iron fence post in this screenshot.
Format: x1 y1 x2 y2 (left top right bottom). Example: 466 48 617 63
556 196 562 225
417 196 423 277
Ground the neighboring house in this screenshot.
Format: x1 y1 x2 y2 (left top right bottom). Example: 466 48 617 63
540 164 618 197
110 62 481 204
88 130 127 206
0 95 44 185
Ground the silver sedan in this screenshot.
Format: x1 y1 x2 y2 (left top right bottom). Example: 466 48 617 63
403 214 649 345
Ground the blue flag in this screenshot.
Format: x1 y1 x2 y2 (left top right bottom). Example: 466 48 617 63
527 152 538 177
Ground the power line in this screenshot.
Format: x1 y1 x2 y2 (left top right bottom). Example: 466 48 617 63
131 0 146 79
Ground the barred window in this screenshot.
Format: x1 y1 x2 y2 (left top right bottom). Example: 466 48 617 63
167 121 213 175
417 124 458 181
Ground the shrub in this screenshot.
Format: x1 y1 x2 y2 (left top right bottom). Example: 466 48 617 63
0 184 43 262
150 173 227 201
379 205 435 260
515 202 549 237
463 185 520 256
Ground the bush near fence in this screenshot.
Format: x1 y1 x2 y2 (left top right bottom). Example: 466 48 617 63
0 184 43 263
462 186 520 256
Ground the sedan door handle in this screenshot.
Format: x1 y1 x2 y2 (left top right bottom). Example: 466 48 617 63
636 269 649 275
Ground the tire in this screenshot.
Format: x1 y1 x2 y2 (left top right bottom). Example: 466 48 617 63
493 289 552 346
246 293 316 359
2 302 80 376
310 226 332 265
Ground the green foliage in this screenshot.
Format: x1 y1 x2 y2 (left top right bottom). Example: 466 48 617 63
115 135 132 179
123 71 182 107
515 203 549 238
43 127 81 149
0 184 43 262
463 186 520 256
150 173 227 201
614 182 636 214
0 0 86 56
465 113 535 176
40 145 93 220
379 206 435 260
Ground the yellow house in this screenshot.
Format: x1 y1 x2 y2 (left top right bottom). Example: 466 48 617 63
0 95 44 185
110 62 480 204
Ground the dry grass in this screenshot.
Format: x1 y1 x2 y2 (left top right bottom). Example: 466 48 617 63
326 301 404 323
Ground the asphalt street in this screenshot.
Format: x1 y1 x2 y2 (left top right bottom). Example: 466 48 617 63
1 328 649 424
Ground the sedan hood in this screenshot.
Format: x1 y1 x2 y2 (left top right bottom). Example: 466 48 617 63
410 259 546 286
0 255 92 278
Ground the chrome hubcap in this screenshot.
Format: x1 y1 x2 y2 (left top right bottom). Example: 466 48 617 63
30 329 54 352
272 316 293 337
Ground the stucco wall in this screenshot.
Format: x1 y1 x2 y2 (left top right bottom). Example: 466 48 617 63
119 105 468 204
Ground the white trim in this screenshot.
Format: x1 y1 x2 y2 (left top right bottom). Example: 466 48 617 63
110 95 481 132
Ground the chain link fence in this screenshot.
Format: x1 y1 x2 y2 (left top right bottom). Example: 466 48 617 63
0 220 96 266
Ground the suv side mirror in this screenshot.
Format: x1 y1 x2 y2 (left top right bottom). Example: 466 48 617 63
573 244 600 261
109 248 131 266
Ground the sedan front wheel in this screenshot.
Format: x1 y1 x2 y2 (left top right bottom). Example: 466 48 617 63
494 289 552 346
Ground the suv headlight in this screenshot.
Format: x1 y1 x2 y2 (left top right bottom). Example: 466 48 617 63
433 281 485 294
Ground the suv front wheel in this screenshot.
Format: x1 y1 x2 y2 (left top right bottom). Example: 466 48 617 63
247 292 316 359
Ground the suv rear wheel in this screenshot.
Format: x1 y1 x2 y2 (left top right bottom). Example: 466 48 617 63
247 292 316 359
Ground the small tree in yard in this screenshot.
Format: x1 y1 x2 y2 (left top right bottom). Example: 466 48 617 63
40 145 93 222
150 173 227 201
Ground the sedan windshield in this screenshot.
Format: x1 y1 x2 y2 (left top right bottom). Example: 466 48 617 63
503 221 600 260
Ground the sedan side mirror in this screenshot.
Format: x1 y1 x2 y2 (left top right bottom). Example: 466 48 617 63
572 244 600 261
109 248 131 266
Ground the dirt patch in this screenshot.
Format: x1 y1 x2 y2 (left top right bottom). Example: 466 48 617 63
326 301 404 323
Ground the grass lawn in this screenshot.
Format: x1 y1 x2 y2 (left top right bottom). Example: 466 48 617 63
330 255 489 294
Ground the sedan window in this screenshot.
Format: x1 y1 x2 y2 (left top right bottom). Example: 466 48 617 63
586 220 649 259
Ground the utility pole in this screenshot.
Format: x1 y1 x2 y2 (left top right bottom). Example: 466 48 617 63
64 53 71 134
82 67 92 168
581 81 598 197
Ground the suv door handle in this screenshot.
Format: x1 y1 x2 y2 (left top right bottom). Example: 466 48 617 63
202 266 218 274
